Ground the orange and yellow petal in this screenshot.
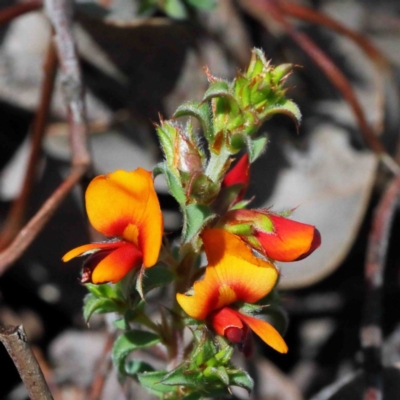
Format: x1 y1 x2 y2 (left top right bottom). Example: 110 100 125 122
176 229 278 320
237 311 288 354
256 215 321 262
62 242 122 262
85 168 163 267
90 242 142 284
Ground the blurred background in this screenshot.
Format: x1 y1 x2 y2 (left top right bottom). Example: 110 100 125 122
1 0 400 398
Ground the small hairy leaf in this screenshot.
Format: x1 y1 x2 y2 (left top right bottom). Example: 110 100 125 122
112 330 160 376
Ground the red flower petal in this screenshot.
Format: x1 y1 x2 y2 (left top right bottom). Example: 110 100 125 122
89 242 142 284
222 154 250 201
256 215 320 262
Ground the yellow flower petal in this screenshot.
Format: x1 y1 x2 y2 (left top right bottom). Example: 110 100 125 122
85 168 163 267
176 229 278 320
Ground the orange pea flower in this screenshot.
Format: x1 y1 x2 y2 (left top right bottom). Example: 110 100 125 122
62 168 163 284
222 154 250 202
225 209 321 262
177 228 288 356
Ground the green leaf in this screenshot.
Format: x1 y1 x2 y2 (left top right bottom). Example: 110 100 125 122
229 369 254 393
202 81 232 103
186 0 216 10
83 294 121 323
247 135 268 163
137 370 175 395
125 359 154 376
264 99 301 130
158 162 186 205
160 365 201 386
183 204 214 243
164 0 188 19
142 264 175 294
173 101 213 144
85 283 118 299
112 330 160 376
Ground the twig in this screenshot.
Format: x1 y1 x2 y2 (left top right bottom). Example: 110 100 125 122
0 324 54 400
45 0 90 167
0 1 42 25
88 331 116 400
0 165 87 275
361 176 400 400
238 0 400 175
278 1 390 137
0 41 58 250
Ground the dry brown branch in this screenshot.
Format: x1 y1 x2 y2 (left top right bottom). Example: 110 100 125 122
361 176 400 399
0 324 54 400
0 165 87 274
0 0 92 274
0 42 58 250
0 1 42 25
278 1 391 137
239 0 400 175
45 0 90 167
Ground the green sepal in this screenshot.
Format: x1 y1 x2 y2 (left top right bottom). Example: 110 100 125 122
183 204 215 244
86 282 118 299
246 48 267 79
234 74 251 108
271 63 293 84
253 213 274 233
159 365 201 386
231 198 253 210
229 369 254 393
203 365 229 386
137 370 175 395
141 264 175 295
246 135 268 163
173 101 213 144
225 223 253 236
112 330 161 376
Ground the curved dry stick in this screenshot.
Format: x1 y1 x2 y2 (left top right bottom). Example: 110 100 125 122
361 176 400 400
0 324 54 400
0 1 42 25
45 0 90 167
0 42 58 250
279 1 391 136
88 331 116 400
239 0 400 175
0 165 87 274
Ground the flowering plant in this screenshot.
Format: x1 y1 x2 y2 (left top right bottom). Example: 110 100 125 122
63 49 320 399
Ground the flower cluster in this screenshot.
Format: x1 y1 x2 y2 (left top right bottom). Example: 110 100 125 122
62 49 321 397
